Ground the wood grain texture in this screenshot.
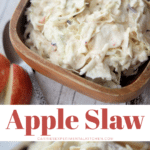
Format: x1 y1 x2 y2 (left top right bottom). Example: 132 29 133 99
9 0 150 104
59 86 75 105
35 72 62 104
0 0 20 55
73 92 96 105
1 0 150 105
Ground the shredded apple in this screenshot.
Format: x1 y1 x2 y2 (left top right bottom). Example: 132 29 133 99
27 142 135 150
25 0 150 88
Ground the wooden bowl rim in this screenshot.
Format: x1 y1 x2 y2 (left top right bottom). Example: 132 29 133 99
9 0 150 100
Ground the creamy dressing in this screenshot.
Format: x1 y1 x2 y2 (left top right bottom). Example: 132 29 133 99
25 0 150 88
27 142 133 150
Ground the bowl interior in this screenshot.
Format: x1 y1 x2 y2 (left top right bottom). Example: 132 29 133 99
17 0 150 88
120 58 150 86
10 0 150 103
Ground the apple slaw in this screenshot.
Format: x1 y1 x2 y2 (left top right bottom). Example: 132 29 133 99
27 141 134 150
24 0 150 88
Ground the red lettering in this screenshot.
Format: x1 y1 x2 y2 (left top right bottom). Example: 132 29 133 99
124 116 144 129
6 110 23 129
66 116 79 129
85 109 99 129
25 116 40 136
101 108 108 129
41 116 56 136
110 116 124 129
57 108 64 129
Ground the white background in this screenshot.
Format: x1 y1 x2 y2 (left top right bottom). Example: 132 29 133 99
0 106 149 141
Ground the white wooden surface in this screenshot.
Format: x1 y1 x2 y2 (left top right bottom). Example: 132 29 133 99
0 0 150 105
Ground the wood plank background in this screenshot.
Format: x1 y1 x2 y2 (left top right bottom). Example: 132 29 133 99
0 0 150 105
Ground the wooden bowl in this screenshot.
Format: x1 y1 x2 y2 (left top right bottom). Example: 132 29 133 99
10 0 150 103
12 142 150 150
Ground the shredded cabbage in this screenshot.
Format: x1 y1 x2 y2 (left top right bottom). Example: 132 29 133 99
25 0 150 88
27 142 134 150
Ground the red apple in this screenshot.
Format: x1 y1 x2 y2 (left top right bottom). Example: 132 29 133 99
0 54 10 93
4 64 32 104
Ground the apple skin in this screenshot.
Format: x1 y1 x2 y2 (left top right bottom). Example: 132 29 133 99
0 54 10 93
6 64 32 105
